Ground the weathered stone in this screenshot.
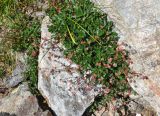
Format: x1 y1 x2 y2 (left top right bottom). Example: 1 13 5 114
92 98 156 116
0 112 16 116
38 16 98 116
93 102 119 116
92 0 160 115
4 64 24 88
2 52 26 88
0 82 49 116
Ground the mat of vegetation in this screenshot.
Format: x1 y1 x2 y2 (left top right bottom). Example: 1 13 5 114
48 0 131 113
0 0 132 113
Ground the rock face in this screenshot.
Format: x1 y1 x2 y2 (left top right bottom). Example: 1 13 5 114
4 56 25 88
38 16 98 116
92 97 156 116
0 52 51 116
0 83 50 116
92 0 160 115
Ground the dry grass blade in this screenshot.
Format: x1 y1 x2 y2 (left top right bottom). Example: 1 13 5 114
66 25 77 44
67 17 100 45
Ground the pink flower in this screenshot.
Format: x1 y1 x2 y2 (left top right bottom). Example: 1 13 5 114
103 64 111 68
98 78 103 83
90 74 96 81
104 88 110 95
112 106 117 111
112 63 117 67
108 58 113 63
128 59 133 64
42 37 49 41
85 85 92 91
116 45 125 51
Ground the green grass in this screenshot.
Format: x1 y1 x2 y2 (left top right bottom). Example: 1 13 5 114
0 38 15 78
48 0 131 113
0 0 40 94
24 21 41 94
0 68 4 78
9 15 41 94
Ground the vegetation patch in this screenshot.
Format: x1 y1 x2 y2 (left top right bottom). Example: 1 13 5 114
48 0 131 113
0 0 40 94
0 0 132 114
0 37 15 78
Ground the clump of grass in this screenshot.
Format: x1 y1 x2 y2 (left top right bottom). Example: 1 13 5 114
0 0 41 94
48 0 131 113
24 21 41 94
0 68 4 78
8 14 41 94
0 37 15 78
0 0 34 78
0 0 33 17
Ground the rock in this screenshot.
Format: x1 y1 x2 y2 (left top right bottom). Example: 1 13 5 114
31 0 48 20
93 102 119 116
0 52 26 100
128 94 157 115
35 11 46 18
92 98 156 116
0 82 50 116
129 94 153 112
3 52 26 88
92 0 160 115
0 112 16 116
38 16 98 116
4 63 24 88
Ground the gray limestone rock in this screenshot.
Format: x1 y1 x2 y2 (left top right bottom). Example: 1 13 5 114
2 52 27 88
4 63 25 88
0 82 50 116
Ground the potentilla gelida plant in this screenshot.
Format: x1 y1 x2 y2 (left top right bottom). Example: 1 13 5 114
48 0 131 111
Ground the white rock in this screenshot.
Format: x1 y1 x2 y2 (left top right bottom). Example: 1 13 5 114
136 113 141 116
